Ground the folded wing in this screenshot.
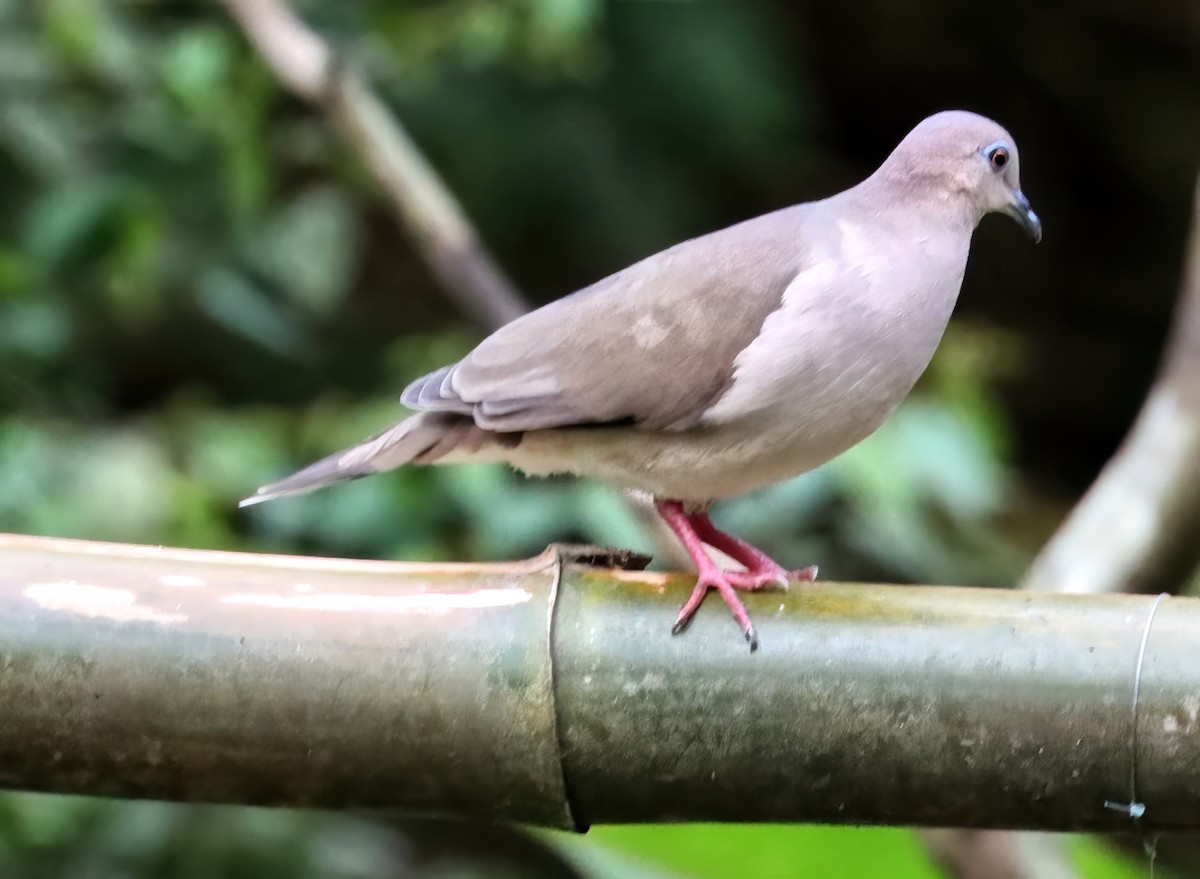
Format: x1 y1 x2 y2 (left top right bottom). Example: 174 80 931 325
402 207 810 433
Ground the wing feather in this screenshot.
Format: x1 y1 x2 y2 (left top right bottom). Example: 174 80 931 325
401 205 813 433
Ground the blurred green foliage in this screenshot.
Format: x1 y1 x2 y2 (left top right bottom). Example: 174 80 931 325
0 0 1191 876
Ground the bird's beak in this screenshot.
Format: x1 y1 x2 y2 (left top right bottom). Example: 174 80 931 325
1005 190 1042 243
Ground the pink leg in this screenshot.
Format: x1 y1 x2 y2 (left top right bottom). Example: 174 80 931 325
688 511 819 590
655 500 761 651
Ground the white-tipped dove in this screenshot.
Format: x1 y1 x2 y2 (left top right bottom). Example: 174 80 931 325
243 110 1041 651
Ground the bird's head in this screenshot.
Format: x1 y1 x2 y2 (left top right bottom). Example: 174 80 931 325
879 110 1042 243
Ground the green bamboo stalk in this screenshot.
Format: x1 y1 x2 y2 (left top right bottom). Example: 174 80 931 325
0 533 1196 832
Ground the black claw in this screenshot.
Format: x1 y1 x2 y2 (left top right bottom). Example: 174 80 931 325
671 618 690 636
745 626 759 652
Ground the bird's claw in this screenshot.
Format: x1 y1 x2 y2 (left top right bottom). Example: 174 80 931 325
671 596 758 652
668 569 762 650
670 561 820 647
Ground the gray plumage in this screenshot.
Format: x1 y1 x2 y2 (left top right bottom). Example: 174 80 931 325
242 110 1040 509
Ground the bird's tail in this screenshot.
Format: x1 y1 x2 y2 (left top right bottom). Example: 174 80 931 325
239 411 462 507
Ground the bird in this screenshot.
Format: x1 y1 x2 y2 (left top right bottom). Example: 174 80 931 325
242 110 1041 651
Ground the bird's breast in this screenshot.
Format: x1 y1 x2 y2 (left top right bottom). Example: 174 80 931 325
506 226 972 502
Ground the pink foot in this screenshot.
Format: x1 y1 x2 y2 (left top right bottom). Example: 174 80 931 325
669 567 759 648
725 564 819 591
655 500 822 652
689 511 819 589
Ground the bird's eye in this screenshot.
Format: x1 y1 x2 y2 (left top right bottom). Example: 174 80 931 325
988 146 1009 171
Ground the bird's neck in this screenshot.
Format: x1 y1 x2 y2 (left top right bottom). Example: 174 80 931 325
855 164 980 236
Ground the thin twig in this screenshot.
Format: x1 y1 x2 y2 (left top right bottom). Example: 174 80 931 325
1021 180 1200 595
224 0 527 329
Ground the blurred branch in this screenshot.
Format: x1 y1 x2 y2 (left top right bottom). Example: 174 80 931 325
926 178 1200 879
922 830 1025 879
922 830 1077 879
1021 179 1200 595
223 0 689 568
8 533 1200 831
224 0 527 329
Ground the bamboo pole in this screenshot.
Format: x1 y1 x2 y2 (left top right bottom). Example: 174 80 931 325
1 532 1198 832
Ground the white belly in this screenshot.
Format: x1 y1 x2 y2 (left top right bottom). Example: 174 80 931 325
504 369 909 502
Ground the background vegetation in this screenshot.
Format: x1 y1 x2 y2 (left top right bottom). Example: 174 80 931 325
0 0 1196 876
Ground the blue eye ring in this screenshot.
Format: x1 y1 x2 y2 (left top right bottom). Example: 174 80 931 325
984 142 1010 171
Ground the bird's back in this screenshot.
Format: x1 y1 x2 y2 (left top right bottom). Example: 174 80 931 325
404 204 818 433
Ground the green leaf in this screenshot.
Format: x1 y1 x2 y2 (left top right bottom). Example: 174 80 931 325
0 102 85 180
254 187 361 316
196 266 310 357
162 26 234 115
0 298 72 359
582 825 942 879
0 28 58 86
0 250 40 298
43 0 103 67
1068 835 1156 879
22 182 120 265
104 197 166 321
182 411 291 500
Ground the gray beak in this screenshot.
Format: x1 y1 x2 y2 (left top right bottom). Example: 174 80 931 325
1006 190 1042 243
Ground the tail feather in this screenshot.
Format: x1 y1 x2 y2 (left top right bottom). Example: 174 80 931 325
239 412 456 507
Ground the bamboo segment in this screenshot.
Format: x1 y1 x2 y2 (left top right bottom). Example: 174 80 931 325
0 534 572 827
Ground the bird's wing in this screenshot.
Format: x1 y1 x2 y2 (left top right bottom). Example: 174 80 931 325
402 207 812 432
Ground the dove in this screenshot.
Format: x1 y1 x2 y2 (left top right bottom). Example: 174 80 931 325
242 110 1041 651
